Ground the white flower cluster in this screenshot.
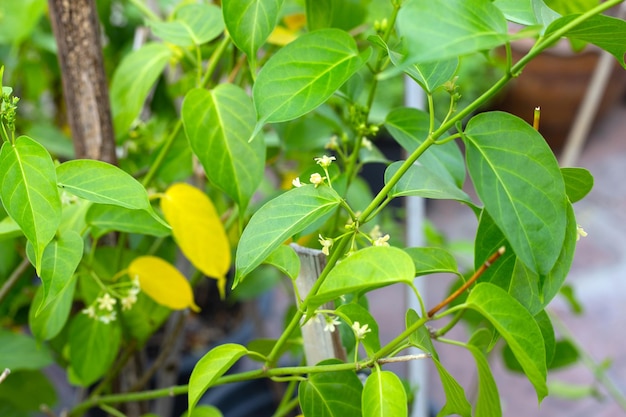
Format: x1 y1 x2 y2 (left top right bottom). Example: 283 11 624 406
81 277 141 324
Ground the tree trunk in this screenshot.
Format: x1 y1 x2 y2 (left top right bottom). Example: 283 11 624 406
48 0 117 164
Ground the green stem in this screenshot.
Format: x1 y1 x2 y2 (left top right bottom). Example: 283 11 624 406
141 120 182 187
369 312 429 362
433 310 465 338
0 258 30 305
200 34 231 88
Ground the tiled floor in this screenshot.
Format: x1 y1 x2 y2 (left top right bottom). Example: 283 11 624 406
413 102 626 416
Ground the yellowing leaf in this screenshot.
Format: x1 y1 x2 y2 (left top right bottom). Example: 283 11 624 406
129 256 200 312
160 183 231 295
267 26 299 46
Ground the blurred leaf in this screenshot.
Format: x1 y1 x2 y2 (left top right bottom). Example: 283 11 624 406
29 276 77 341
86 204 171 238
148 4 223 46
0 0 47 44
0 370 56 414
263 244 300 280
0 330 54 371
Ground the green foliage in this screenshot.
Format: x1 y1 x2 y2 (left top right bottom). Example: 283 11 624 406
0 0 621 416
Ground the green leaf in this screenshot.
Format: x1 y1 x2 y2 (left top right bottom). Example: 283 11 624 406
544 0 600 16
0 136 61 272
307 246 416 309
0 370 57 414
29 276 77 341
33 230 83 312
234 185 342 285
362 370 408 417
561 167 593 203
306 0 370 31
397 0 509 64
385 162 473 205
69 314 122 386
121 292 171 344
253 28 368 127
110 43 172 135
503 309 556 372
148 4 223 46
222 0 283 68
182 85 265 211
464 111 568 274
181 405 224 417
86 204 171 238
462 283 548 402
466 329 502 417
57 160 151 210
546 14 626 68
406 309 438 360
0 330 54 370
0 214 23 241
548 340 579 369
336 303 381 356
433 357 472 417
263 244 300 280
403 247 459 277
385 107 465 188
188 344 248 412
0 0 47 44
494 0 538 25
299 364 363 417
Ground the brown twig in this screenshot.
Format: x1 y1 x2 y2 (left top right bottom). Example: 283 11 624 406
0 258 31 304
427 246 505 318
533 106 541 130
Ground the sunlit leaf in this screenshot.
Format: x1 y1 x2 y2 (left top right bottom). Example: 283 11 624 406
128 256 200 312
188 344 248 412
299 363 363 416
263 244 300 280
161 183 231 293
403 247 460 277
182 85 265 211
362 370 408 417
0 136 61 272
110 43 172 135
148 3 223 46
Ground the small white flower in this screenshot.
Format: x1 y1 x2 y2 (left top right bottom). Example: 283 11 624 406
314 155 336 168
361 137 373 151
576 225 588 241
318 234 333 256
373 234 390 247
369 225 382 240
99 311 117 324
352 321 372 340
292 177 304 188
82 306 96 318
96 293 117 311
121 293 137 310
309 172 325 187
324 316 341 333
325 136 338 150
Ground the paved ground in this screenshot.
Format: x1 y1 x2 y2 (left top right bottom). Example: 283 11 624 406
378 102 626 416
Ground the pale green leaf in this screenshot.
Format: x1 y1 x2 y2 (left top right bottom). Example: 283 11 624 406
299 365 363 417
57 160 151 210
234 184 342 285
362 370 408 417
308 246 415 309
34 230 83 312
545 14 626 68
385 162 473 205
462 283 548 402
263 244 300 280
0 136 61 272
0 0 46 44
69 314 122 386
561 167 593 203
110 43 172 135
464 111 568 274
0 330 54 370
86 204 171 238
0 216 22 241
253 28 368 127
403 247 459 277
182 85 265 211
494 0 538 25
223 0 283 66
148 4 223 46
188 344 248 412
29 276 77 341
397 0 509 64
385 108 465 188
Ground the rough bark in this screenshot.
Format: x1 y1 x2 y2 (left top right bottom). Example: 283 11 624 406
48 0 117 163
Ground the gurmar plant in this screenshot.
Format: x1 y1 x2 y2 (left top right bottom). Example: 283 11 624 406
0 0 625 416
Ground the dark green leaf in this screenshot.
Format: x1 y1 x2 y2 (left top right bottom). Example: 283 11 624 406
29 276 77 341
86 204 171 238
385 107 465 187
306 0 370 31
308 246 416 309
0 136 61 272
253 29 368 127
462 283 548 401
404 247 459 277
299 364 363 417
362 370 408 417
110 43 172 135
182 85 265 211
234 185 342 285
464 111 568 274
0 330 54 370
504 310 556 372
121 293 171 344
263 244 300 280
549 340 580 369
148 4 223 46
0 370 56 414
545 14 626 68
188 344 248 412
69 314 122 386
397 0 509 63
561 167 593 203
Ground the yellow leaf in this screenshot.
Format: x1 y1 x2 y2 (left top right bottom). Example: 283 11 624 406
161 183 231 287
129 256 200 312
267 26 299 46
